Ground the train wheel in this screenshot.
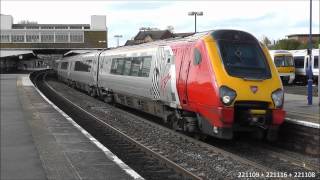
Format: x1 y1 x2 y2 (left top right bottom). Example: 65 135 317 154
183 117 197 133
89 87 96 97
169 115 182 131
103 94 113 104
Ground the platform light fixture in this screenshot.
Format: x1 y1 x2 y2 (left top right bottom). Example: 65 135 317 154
114 35 123 47
188 11 203 33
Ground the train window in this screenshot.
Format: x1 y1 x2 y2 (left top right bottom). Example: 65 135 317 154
294 56 305 68
110 59 118 74
274 56 285 67
130 57 141 76
218 40 271 79
61 62 68 70
140 56 152 77
123 59 132 76
115 59 125 75
110 56 151 77
74 61 91 72
194 48 202 65
285 56 294 66
314 56 318 68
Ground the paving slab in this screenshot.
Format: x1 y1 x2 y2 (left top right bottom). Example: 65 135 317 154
284 93 319 126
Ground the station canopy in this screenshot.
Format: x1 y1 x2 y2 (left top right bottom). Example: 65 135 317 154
0 50 35 58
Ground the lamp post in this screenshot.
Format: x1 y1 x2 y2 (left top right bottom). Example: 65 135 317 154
188 11 203 33
307 0 313 105
114 35 123 47
318 44 320 105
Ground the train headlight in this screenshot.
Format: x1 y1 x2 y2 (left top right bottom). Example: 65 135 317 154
219 86 237 106
271 89 284 108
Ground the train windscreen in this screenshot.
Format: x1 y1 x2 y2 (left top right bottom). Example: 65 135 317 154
217 41 271 80
294 56 305 68
274 56 294 67
314 56 318 68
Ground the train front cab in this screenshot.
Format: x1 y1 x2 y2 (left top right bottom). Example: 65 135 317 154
269 50 295 84
184 30 286 141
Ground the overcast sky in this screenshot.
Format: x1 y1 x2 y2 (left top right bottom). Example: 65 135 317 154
1 0 319 47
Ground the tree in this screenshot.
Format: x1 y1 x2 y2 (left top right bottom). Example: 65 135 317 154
166 25 174 33
272 39 302 50
261 36 271 47
271 39 319 50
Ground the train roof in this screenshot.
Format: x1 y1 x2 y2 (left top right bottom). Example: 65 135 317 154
269 50 292 56
103 31 212 53
290 49 319 56
101 29 261 55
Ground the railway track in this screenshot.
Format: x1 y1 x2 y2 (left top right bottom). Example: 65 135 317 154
33 70 319 179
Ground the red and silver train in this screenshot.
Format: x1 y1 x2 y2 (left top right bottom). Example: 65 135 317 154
56 30 286 141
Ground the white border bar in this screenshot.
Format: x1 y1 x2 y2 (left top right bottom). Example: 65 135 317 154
285 117 320 129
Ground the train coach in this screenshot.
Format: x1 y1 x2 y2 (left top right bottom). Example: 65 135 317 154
290 49 319 84
269 50 295 84
56 30 286 141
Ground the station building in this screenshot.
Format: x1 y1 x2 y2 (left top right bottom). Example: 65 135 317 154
0 14 107 73
286 34 320 44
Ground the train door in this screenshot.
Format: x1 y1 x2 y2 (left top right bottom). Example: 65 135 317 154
177 47 192 105
67 61 72 78
91 52 101 85
151 47 165 100
158 46 179 105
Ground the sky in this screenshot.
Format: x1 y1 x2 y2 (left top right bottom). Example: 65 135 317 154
1 0 319 48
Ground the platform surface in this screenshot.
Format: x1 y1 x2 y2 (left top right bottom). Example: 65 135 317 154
1 74 140 180
284 93 319 126
1 74 47 179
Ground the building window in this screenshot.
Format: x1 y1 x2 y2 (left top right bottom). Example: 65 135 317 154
0 34 10 42
70 31 83 42
11 34 25 42
41 26 54 29
26 33 40 42
26 26 39 29
41 34 54 43
13 26 25 29
70 26 82 29
55 26 68 29
55 32 69 42
40 31 54 43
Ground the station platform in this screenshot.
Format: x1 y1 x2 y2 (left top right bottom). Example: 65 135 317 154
1 74 142 180
284 93 319 128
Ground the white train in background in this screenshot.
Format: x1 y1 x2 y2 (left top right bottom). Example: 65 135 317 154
269 50 295 84
290 49 319 84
